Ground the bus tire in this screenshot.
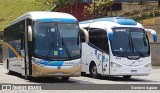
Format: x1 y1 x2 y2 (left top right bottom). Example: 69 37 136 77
123 75 131 79
90 62 100 79
62 77 69 81
7 59 13 75
25 75 32 80
81 72 86 76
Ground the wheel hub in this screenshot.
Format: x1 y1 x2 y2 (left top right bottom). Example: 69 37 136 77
92 66 97 75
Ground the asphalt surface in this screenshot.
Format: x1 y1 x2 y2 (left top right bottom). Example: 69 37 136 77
0 64 159 93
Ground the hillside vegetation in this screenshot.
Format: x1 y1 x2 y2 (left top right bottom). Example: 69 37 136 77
0 0 52 31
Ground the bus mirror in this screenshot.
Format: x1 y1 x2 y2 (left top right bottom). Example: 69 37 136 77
80 28 89 43
145 29 157 42
28 26 32 41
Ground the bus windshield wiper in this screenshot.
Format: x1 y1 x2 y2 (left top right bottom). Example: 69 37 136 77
131 43 144 57
33 35 53 59
129 32 144 57
45 47 52 59
122 35 131 57
46 30 55 59
61 36 72 60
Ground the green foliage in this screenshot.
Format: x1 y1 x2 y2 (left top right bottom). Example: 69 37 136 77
0 0 52 31
44 0 79 8
83 0 113 19
138 1 145 5
43 0 114 19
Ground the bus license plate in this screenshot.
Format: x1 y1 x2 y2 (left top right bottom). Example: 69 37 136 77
131 70 137 73
55 72 63 75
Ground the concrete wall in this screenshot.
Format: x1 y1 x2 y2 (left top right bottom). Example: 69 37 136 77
143 18 160 66
121 3 143 13
143 19 160 43
151 43 160 66
107 1 158 17
121 1 158 13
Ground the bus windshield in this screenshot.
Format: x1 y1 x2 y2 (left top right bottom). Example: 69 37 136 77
33 22 81 60
111 27 150 58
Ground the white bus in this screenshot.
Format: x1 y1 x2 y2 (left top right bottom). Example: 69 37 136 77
79 17 157 79
3 11 81 80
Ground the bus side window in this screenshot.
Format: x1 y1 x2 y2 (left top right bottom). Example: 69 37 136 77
17 20 25 50
80 30 85 42
21 33 25 50
89 28 109 54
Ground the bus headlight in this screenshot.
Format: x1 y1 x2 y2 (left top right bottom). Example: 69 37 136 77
111 62 122 68
144 63 152 68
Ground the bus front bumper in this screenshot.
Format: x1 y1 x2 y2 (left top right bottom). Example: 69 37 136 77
31 63 81 77
110 67 151 76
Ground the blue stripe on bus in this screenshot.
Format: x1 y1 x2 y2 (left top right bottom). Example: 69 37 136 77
108 31 113 41
37 60 64 66
37 18 77 23
115 18 137 25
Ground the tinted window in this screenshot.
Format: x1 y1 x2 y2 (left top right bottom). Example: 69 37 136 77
80 29 85 42
4 20 25 42
111 27 150 58
33 22 81 60
89 28 109 53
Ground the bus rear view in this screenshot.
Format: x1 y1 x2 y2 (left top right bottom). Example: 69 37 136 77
80 17 157 79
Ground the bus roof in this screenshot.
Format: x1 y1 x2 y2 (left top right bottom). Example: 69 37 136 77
79 17 143 29
80 17 137 25
7 11 78 27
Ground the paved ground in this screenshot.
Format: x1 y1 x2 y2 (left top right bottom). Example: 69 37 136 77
0 64 160 93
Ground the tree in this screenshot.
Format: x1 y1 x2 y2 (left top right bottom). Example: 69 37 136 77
44 0 79 8
83 0 113 19
43 0 113 20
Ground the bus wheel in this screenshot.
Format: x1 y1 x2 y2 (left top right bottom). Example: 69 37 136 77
123 76 131 79
25 75 31 80
81 72 86 76
90 63 100 79
7 60 13 75
62 77 69 81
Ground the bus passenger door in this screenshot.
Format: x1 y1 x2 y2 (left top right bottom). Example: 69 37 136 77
101 30 110 75
102 52 110 75
20 33 26 75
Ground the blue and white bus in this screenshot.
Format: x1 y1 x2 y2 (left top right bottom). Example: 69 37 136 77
80 17 157 79
3 11 81 80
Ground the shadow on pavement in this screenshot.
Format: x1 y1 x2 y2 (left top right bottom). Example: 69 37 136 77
81 74 157 82
29 77 77 83
5 72 93 84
